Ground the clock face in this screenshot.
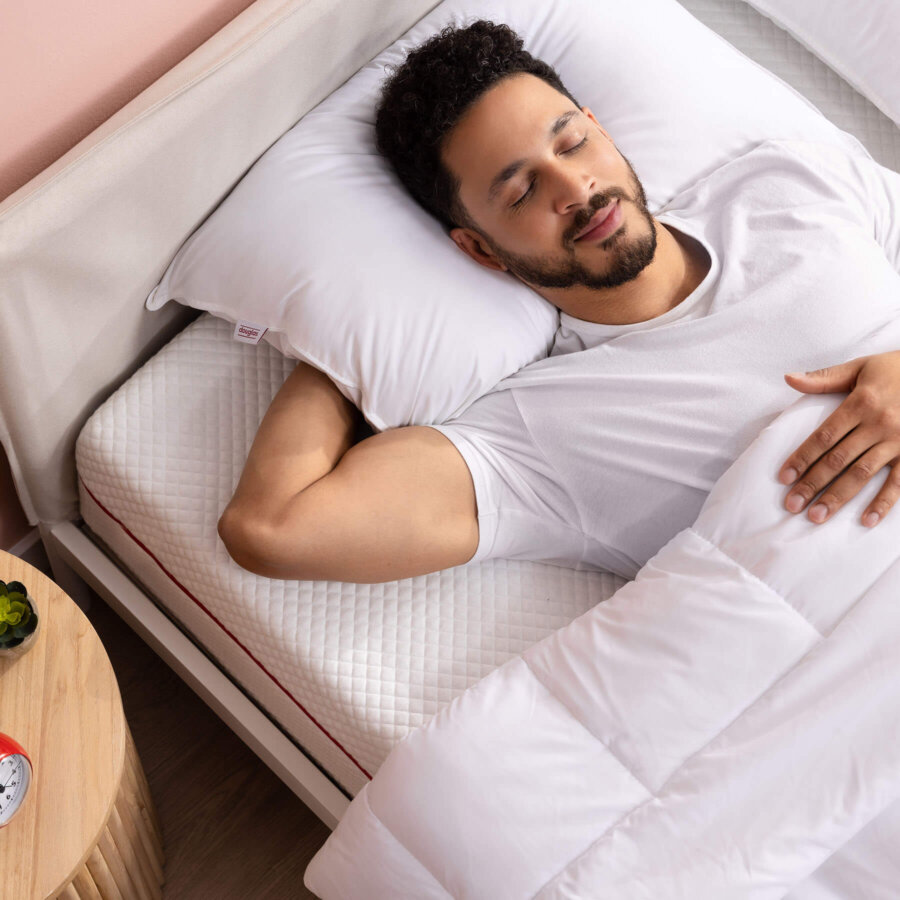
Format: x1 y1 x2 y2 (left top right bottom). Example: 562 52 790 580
0 753 31 826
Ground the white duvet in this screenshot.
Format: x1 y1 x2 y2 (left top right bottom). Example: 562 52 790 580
305 384 900 898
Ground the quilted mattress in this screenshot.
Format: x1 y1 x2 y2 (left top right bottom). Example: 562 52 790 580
75 313 626 795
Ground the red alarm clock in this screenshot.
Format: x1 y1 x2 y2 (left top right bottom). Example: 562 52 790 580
0 732 33 826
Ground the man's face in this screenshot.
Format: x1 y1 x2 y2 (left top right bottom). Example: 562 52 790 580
441 73 657 291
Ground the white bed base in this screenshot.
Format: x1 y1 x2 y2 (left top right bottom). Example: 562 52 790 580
0 0 441 834
41 519 350 829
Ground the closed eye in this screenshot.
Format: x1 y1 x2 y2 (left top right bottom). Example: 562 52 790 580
564 135 589 155
510 134 590 211
511 180 536 211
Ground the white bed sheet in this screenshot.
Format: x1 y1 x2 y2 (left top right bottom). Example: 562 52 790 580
76 313 626 795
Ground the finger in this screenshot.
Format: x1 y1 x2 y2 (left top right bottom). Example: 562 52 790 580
861 458 900 528
783 427 875 514
778 404 861 486
793 444 898 524
783 357 865 395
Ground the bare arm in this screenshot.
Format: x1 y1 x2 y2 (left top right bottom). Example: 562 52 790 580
222 361 360 522
218 362 479 583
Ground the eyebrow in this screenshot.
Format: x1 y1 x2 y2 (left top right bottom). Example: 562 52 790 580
487 110 579 203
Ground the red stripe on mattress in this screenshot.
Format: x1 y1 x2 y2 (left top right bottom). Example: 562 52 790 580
78 475 373 781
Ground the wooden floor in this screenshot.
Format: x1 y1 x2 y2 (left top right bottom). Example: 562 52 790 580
83 593 332 899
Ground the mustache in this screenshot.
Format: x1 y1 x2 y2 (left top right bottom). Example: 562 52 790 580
565 189 630 245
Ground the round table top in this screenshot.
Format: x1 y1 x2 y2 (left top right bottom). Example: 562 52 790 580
0 550 125 900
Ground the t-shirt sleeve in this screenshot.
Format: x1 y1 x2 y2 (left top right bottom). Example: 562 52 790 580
427 388 586 568
861 154 900 274
786 140 900 273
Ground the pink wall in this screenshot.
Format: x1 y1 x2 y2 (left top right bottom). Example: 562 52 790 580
0 0 258 201
0 0 257 548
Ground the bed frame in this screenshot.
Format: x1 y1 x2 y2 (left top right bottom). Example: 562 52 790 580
3 0 899 833
0 0 440 830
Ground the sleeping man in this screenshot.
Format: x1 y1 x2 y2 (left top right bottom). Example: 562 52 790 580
218 20 900 583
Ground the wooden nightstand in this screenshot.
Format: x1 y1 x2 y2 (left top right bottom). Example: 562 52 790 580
0 549 165 899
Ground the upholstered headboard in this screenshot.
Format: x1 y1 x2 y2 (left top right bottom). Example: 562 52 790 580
0 0 439 525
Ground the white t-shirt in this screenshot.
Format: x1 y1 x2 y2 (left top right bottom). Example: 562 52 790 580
429 139 900 579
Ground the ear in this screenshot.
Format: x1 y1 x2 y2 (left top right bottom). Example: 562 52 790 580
581 106 613 145
449 227 508 272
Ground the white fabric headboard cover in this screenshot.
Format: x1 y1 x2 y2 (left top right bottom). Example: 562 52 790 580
0 0 440 526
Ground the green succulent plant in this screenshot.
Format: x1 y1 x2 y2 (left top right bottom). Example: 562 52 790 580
0 580 38 649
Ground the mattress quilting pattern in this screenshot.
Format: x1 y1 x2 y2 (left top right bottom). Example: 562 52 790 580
75 313 627 794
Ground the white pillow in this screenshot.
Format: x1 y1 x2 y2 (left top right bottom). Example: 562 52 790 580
741 0 900 129
146 0 862 431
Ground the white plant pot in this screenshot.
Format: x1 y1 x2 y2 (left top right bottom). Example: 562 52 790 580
0 593 40 661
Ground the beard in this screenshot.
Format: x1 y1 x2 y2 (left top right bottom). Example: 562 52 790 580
478 153 658 290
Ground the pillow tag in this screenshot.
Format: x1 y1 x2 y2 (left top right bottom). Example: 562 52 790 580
233 321 268 344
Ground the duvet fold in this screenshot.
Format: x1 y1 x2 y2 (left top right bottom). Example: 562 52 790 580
305 388 900 898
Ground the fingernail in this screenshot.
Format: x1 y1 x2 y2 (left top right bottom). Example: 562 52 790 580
809 503 828 523
780 467 798 485
786 494 804 513
864 512 880 528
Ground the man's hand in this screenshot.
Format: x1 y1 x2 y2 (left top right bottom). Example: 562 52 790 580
778 351 900 528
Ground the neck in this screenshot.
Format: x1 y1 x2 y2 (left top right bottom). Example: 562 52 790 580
541 220 708 326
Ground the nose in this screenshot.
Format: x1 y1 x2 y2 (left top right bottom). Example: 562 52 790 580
551 163 596 216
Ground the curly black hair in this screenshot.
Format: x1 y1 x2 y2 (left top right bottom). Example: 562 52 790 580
374 20 580 231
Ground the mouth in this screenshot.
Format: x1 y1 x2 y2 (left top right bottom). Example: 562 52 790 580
574 199 621 243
